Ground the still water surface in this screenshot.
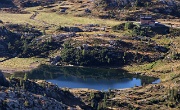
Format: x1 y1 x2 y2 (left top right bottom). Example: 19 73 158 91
47 75 143 90
10 65 160 90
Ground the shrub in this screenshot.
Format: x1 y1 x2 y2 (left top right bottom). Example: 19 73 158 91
124 22 135 30
168 88 180 103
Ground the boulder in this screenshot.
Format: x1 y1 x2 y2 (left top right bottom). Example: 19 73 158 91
0 71 9 87
50 56 61 65
85 8 91 13
0 20 3 24
60 8 67 13
63 27 83 32
154 46 168 53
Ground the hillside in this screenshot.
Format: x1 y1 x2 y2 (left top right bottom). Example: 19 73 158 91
0 0 180 109
0 71 91 109
0 0 180 19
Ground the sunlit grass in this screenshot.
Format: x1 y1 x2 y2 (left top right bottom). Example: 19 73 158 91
36 12 120 26
0 11 121 33
0 58 47 71
24 6 42 12
0 12 40 25
124 60 161 72
124 60 180 81
152 35 171 46
0 57 6 61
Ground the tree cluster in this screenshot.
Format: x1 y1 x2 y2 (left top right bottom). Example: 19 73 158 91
61 46 128 66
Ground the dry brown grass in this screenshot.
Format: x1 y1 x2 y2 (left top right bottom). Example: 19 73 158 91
0 58 47 73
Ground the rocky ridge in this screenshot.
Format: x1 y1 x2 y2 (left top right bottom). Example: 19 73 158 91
0 72 65 109
0 86 66 110
0 72 91 110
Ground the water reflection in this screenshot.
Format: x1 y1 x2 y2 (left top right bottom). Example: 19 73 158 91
9 64 160 90
47 75 142 90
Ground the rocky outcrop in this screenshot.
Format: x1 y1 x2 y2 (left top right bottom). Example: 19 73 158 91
8 78 91 109
0 71 9 87
59 26 83 32
13 0 56 8
51 32 77 41
50 56 61 65
0 86 66 110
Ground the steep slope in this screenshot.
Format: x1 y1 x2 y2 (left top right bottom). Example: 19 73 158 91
93 0 180 19
1 0 179 19
0 74 92 109
12 0 56 7
0 0 16 8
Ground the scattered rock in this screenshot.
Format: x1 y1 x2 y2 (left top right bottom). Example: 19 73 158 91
85 8 91 13
50 56 61 65
60 8 68 13
52 32 76 41
61 26 83 32
154 45 168 53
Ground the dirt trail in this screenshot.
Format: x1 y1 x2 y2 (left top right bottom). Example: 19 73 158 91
0 57 12 63
29 11 57 28
30 11 39 19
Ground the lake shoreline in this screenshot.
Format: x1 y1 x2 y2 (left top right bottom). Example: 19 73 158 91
56 64 160 78
5 64 160 91
2 62 161 81
0 57 161 79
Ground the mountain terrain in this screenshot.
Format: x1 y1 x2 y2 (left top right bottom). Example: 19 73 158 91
0 0 180 110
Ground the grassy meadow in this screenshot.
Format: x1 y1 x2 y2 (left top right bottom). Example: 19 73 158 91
0 58 47 72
